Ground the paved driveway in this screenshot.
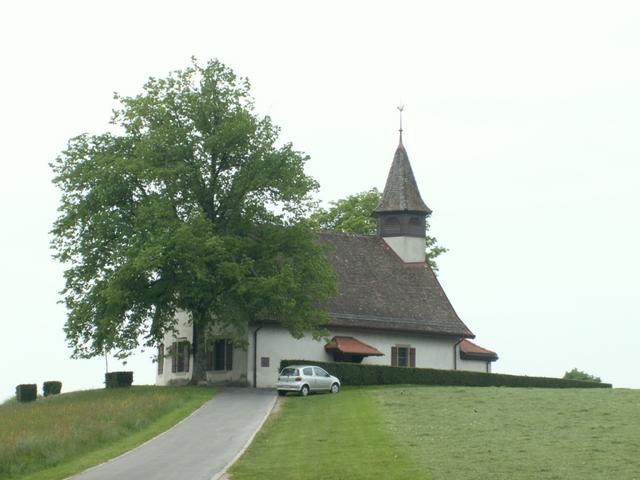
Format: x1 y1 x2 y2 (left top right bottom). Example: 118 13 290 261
69 387 276 480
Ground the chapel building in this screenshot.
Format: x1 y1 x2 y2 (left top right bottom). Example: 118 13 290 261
156 130 498 387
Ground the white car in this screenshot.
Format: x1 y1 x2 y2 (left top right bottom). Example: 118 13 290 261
276 365 341 396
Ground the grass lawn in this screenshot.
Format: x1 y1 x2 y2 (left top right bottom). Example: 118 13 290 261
230 386 640 479
230 387 422 480
0 385 214 480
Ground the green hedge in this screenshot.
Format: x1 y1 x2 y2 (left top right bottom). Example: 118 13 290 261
280 360 612 389
43 381 62 396
16 384 37 402
105 371 133 388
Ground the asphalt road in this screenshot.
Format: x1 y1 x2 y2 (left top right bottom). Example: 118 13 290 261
69 387 276 480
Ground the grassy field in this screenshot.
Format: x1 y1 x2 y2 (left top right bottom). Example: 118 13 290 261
230 386 640 480
230 387 422 479
0 385 214 480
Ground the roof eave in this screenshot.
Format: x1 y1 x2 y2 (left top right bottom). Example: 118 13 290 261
460 352 499 362
328 314 475 339
325 347 384 357
371 207 432 216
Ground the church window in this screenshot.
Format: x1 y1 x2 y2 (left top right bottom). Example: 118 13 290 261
171 340 190 373
398 347 408 367
157 344 164 374
391 345 416 368
206 339 234 371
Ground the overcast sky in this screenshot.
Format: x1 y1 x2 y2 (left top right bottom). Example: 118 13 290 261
1 1 639 400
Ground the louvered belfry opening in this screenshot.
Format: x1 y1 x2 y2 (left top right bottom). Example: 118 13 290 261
377 213 426 237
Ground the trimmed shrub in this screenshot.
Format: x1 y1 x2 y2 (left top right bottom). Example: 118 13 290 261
16 384 37 402
280 359 612 389
43 381 62 397
563 368 602 383
105 371 133 388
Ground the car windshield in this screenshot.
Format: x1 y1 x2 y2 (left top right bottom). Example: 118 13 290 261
280 367 298 376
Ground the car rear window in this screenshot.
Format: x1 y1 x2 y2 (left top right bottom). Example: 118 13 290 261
302 367 313 375
280 367 298 376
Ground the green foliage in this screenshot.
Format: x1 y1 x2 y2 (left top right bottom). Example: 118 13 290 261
563 368 602 383
280 360 612 389
0 386 213 479
307 188 447 270
51 58 336 360
43 381 62 397
105 371 133 388
16 384 37 403
308 188 381 234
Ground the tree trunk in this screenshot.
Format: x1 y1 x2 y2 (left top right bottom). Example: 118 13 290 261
191 320 207 384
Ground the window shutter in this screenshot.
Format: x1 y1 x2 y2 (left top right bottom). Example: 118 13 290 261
410 348 416 368
391 346 398 367
171 343 177 373
184 342 190 372
226 340 233 371
157 344 164 374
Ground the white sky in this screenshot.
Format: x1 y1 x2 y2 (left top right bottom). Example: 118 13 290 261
1 1 639 400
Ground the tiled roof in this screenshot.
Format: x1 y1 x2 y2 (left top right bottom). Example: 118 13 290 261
319 232 474 338
325 336 384 356
373 142 432 215
460 339 498 361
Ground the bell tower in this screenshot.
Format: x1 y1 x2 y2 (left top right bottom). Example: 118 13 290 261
372 108 431 263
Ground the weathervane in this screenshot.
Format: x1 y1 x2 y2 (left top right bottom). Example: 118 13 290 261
397 104 404 142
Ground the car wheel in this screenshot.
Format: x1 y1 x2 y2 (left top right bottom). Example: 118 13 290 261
330 383 340 394
277 390 287 397
300 385 310 397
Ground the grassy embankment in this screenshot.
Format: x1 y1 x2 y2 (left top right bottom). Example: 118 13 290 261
230 386 640 479
0 385 214 480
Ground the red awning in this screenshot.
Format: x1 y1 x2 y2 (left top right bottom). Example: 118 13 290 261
325 336 384 357
460 339 498 360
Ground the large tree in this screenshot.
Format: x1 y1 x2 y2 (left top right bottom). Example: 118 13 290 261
51 59 335 380
308 188 447 270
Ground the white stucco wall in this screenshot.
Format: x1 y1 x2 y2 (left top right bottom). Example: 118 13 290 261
457 356 492 373
382 236 426 263
247 325 333 388
155 312 249 386
205 345 249 385
248 325 461 388
156 311 193 385
455 343 493 372
156 317 495 388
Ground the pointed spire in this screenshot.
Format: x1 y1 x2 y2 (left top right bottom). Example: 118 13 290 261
373 115 431 215
398 105 404 145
